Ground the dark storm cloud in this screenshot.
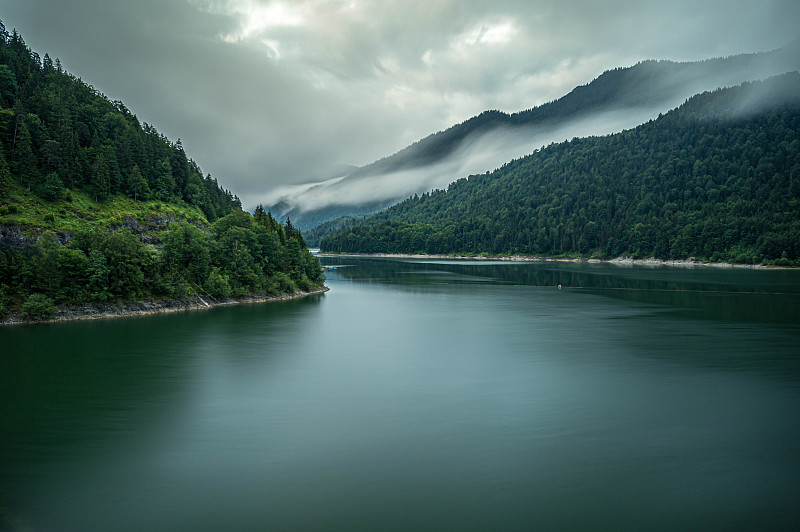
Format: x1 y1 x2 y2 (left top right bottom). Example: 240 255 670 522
3 0 799 208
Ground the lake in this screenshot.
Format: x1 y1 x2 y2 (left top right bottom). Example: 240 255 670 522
1 257 799 530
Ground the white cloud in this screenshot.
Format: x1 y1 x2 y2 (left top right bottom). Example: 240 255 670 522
459 19 517 47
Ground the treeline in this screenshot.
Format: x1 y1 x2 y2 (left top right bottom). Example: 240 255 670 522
0 20 239 220
321 74 800 265
0 207 324 319
304 214 369 247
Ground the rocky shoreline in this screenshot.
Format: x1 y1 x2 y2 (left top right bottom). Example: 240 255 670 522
318 252 770 269
1 286 330 326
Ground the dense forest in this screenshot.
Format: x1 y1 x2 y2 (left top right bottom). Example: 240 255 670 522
0 21 323 320
0 209 324 320
321 73 800 266
0 21 239 218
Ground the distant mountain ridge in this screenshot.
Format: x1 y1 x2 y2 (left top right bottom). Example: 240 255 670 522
354 40 800 178
269 41 800 231
320 72 800 265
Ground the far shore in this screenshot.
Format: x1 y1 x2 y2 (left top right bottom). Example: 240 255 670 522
1 286 330 326
316 252 775 269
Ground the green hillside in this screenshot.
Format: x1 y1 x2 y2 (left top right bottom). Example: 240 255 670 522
321 74 800 266
0 21 239 223
0 21 324 321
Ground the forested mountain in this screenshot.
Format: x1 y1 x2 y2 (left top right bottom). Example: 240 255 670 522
273 41 800 231
0 21 324 321
321 73 800 266
0 21 239 219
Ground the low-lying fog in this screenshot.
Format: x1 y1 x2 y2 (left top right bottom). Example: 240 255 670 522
257 49 800 227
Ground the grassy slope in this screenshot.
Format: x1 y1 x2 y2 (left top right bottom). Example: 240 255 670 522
1 182 208 238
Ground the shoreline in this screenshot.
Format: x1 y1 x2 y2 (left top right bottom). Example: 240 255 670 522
1 286 330 326
317 252 773 269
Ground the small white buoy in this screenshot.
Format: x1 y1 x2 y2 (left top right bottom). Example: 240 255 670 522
557 284 562 290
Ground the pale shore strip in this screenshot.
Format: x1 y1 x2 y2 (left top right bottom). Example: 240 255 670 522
1 286 330 326
318 252 771 269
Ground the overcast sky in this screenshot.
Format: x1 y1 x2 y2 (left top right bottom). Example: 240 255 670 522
3 0 799 208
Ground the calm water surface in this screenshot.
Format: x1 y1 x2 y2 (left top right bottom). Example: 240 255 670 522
1 258 799 530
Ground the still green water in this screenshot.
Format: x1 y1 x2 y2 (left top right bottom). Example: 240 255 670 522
1 258 799 530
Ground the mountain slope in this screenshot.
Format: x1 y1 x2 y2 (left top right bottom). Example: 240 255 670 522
320 73 800 266
0 22 324 321
271 41 800 231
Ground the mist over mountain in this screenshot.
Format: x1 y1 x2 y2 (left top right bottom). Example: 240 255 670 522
320 72 800 265
267 41 800 230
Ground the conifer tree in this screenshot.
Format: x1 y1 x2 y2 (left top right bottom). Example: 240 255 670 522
125 164 148 201
0 64 16 107
253 204 267 226
155 158 175 201
15 121 37 190
91 152 110 201
0 149 10 194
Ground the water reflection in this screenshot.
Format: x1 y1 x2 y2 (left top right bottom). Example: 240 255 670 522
0 296 325 495
322 256 800 324
2 259 799 530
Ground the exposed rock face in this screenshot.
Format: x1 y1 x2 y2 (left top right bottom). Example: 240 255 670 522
1 214 207 248
111 215 207 244
0 224 73 246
